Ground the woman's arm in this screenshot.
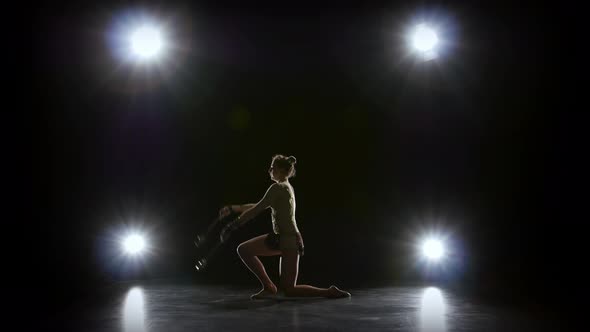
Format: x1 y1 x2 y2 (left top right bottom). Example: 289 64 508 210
235 204 263 225
234 184 279 224
229 204 256 213
220 184 279 241
219 204 255 219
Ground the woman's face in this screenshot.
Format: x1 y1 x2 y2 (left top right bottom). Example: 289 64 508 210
269 164 285 181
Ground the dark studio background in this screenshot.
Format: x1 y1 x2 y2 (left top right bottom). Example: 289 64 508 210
28 0 581 318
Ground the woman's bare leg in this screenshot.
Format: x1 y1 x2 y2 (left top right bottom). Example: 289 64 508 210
237 234 281 298
279 250 350 298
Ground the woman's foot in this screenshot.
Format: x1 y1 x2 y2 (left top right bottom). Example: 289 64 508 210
326 285 351 298
251 285 278 300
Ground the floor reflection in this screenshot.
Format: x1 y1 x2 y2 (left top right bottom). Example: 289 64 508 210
59 285 553 332
292 306 300 332
419 287 447 332
122 287 148 332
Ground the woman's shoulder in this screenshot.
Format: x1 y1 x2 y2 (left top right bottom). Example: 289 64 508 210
271 182 292 192
268 182 286 192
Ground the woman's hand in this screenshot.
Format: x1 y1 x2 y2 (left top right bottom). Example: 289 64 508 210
219 224 231 243
220 219 239 242
218 206 233 219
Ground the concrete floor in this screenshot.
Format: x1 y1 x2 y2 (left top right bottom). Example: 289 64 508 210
52 283 560 332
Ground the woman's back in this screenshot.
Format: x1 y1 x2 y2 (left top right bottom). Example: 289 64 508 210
270 182 299 235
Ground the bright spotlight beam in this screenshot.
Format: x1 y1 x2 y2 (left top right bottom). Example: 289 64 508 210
412 24 438 52
121 19 168 63
407 23 440 61
422 238 445 261
107 11 173 66
130 25 163 58
122 234 146 255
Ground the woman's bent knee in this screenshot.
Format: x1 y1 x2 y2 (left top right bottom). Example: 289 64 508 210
237 243 248 257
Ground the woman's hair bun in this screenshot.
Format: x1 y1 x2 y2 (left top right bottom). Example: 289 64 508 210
287 156 297 165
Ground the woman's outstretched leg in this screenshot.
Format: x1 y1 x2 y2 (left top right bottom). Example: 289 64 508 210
237 234 281 298
279 250 351 298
